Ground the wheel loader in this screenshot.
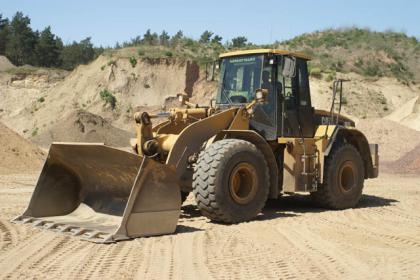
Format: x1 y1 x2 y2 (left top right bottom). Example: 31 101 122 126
13 49 379 243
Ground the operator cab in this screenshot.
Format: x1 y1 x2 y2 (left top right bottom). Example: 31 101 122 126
216 49 315 140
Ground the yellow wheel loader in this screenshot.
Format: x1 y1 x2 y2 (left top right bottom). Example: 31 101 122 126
13 49 379 243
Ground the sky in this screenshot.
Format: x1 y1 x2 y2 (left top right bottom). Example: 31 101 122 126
1 0 419 47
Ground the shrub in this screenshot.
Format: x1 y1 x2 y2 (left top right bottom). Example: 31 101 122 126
363 64 381 77
129 56 137 68
332 60 344 71
354 58 364 68
37 97 45 103
310 67 322 78
100 65 106 71
31 127 39 137
325 73 335 82
137 49 145 56
99 89 117 109
165 51 173 57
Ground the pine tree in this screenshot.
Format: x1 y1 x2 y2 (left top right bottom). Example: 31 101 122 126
0 14 9 55
170 30 184 46
199 30 213 44
5 12 38 65
79 37 95 63
60 37 95 70
143 29 158 45
159 30 170 46
231 36 248 48
35 26 62 67
211 35 223 45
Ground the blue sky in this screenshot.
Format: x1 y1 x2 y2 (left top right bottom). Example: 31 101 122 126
1 0 419 47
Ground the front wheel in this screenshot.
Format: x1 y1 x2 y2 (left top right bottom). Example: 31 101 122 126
192 139 269 223
311 143 365 209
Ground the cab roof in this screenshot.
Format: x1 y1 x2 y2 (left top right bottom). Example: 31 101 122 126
219 48 311 60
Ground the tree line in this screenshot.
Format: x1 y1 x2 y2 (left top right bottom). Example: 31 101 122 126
0 12 102 70
0 12 251 70
116 29 249 49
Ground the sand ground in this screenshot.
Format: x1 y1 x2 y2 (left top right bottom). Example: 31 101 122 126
0 172 419 279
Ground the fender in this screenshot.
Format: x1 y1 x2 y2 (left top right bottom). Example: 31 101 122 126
325 126 377 179
166 108 238 177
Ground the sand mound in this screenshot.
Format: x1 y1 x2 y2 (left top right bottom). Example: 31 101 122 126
387 95 420 131
0 56 15 72
383 144 420 174
0 122 45 174
356 118 420 162
33 110 134 147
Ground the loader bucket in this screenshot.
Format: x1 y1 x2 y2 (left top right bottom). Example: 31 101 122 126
12 143 181 243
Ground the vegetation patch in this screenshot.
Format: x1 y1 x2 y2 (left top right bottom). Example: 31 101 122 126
31 127 39 137
310 67 322 78
107 60 116 67
99 89 117 109
129 56 137 68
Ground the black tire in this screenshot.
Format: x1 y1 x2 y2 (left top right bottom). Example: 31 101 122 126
311 143 365 209
192 139 269 223
181 191 189 204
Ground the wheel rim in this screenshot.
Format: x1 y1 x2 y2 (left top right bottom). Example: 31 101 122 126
339 161 357 192
229 162 258 204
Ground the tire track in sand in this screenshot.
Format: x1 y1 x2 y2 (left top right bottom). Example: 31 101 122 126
135 236 175 279
0 234 67 279
65 243 113 279
0 221 14 252
92 242 141 279
202 224 325 280
169 231 212 280
309 210 420 275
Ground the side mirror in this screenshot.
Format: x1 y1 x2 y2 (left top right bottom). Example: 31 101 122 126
255 88 269 103
282 56 296 78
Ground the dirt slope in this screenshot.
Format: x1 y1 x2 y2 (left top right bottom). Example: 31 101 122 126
0 173 419 279
32 110 134 148
0 56 15 72
0 122 45 174
309 73 419 119
1 48 419 142
0 54 199 137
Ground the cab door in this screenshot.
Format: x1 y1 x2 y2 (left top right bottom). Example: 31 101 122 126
279 58 315 138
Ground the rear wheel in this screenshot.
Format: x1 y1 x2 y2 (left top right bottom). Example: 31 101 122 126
311 143 364 209
192 139 269 223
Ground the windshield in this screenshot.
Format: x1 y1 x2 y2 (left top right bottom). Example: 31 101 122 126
216 55 264 104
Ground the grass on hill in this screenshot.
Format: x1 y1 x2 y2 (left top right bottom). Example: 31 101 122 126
278 28 420 84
